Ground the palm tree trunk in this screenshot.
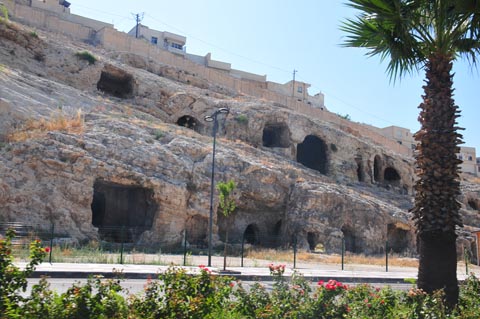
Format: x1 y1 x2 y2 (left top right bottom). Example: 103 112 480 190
412 53 463 307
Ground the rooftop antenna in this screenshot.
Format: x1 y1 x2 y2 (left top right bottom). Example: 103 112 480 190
132 12 144 38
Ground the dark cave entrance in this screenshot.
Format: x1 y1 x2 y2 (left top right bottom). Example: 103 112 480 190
373 155 382 182
387 223 409 254
177 115 201 133
97 65 134 98
262 123 291 148
307 232 316 251
244 224 259 245
467 199 478 210
355 157 365 182
91 180 156 242
296 135 328 175
341 226 361 253
384 167 401 185
185 215 208 247
273 220 282 237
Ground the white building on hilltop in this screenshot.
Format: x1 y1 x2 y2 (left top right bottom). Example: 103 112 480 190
127 24 186 56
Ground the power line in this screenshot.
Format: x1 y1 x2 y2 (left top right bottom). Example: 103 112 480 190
71 3 132 20
144 13 292 74
71 4 400 128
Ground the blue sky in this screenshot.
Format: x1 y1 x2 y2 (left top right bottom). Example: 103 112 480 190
70 1 479 153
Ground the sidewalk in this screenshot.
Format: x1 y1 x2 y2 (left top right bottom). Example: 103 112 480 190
18 259 480 284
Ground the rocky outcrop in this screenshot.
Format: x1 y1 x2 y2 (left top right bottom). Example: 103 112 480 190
0 21 478 256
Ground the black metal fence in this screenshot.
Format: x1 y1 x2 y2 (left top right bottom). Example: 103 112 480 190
2 222 469 272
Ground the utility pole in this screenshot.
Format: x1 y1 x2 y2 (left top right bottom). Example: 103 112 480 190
292 69 297 97
132 12 144 38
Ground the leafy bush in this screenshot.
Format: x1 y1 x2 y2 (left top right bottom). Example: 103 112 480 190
130 266 234 319
2 234 480 318
0 228 47 317
75 51 97 65
234 114 248 124
0 4 9 23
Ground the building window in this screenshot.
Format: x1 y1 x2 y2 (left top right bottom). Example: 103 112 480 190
411 144 416 150
151 37 158 45
297 86 303 93
458 154 463 160
468 156 473 161
171 43 183 50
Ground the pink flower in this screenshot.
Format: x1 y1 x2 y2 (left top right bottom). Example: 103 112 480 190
318 280 324 286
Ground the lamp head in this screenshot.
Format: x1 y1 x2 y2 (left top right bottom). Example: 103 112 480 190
218 107 230 114
204 115 214 122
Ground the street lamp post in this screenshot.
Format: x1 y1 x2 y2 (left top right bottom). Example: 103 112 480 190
204 107 229 267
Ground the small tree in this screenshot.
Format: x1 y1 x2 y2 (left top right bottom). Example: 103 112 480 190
0 4 9 24
216 180 236 271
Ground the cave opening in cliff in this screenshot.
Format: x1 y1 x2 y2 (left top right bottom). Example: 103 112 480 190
262 123 291 148
273 220 282 238
307 232 317 251
373 155 382 182
468 199 478 210
296 135 328 174
341 226 361 253
185 215 208 247
177 115 201 133
387 223 409 254
91 180 156 242
384 167 401 184
244 224 259 245
356 157 365 182
97 65 134 98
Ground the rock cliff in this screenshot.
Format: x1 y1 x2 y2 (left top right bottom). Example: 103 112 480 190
0 21 478 255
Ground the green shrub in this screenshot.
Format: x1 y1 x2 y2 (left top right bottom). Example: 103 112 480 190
29 30 38 38
75 51 97 65
234 114 248 124
130 266 234 319
0 4 9 23
0 228 47 316
153 130 164 140
3 235 480 318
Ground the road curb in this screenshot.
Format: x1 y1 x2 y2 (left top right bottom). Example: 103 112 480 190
31 270 412 284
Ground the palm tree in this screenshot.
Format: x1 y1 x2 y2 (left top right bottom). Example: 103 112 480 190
341 0 480 306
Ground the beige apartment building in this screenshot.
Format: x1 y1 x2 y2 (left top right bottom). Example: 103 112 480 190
379 126 416 151
457 146 478 176
127 24 186 56
266 80 325 109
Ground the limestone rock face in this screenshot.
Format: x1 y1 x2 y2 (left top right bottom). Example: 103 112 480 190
0 21 478 256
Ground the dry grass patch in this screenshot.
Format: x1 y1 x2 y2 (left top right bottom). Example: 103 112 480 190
7 109 84 142
246 248 419 268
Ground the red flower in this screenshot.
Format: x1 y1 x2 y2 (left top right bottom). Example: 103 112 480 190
44 247 51 253
230 282 235 287
318 280 324 286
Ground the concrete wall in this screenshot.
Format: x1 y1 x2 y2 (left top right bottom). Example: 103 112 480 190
31 0 69 14
230 68 266 82
8 0 112 40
